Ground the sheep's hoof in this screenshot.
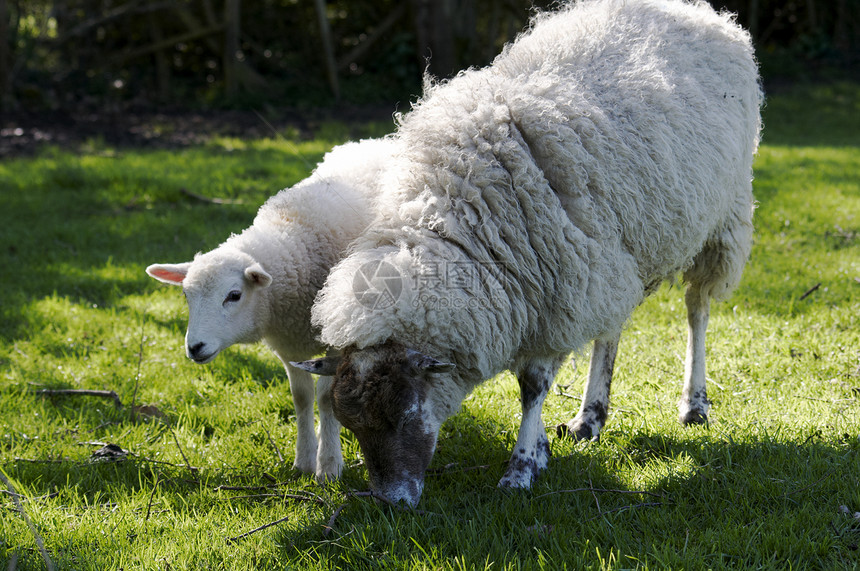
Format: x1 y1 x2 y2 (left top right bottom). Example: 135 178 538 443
679 409 709 426
556 420 600 442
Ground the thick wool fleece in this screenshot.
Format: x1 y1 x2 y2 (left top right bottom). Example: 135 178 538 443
313 0 761 385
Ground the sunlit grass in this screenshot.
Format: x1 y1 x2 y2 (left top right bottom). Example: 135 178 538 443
1 84 859 569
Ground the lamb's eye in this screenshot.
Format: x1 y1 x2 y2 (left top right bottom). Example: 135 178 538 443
224 290 242 304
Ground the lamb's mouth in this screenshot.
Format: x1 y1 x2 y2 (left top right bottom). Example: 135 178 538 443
190 351 218 364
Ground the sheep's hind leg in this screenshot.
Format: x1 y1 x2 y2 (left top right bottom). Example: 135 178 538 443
679 285 710 425
561 334 619 441
314 374 343 481
284 363 319 474
499 355 565 489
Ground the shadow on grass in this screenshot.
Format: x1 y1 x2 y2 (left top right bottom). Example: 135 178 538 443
277 424 860 568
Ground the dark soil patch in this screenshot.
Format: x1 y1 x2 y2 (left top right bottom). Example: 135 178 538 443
1 105 395 158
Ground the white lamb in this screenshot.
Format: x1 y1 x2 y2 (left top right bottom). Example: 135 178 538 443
146 137 396 481
294 0 762 505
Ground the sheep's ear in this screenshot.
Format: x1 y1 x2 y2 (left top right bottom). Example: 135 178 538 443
146 262 191 286
406 348 456 373
245 263 272 288
290 356 342 376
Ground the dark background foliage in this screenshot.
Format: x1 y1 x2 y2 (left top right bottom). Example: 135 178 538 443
0 0 858 113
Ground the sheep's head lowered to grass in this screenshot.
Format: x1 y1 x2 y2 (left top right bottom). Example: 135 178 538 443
146 249 273 364
293 343 455 506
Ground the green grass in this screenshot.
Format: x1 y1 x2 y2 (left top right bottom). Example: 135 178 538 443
2 83 859 570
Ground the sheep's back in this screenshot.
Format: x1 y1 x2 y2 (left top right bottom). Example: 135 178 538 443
315 0 761 377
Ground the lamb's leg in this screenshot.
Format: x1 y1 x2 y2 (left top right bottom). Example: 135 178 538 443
562 334 620 441
499 355 564 489
284 363 319 474
314 374 343 481
679 285 710 425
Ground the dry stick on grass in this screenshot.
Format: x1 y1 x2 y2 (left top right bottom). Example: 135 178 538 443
37 389 122 408
582 502 665 523
130 309 147 414
226 516 290 543
170 430 199 474
323 503 347 537
783 466 836 497
180 187 243 205
0 470 55 571
799 282 822 301
588 477 602 515
145 475 161 521
261 423 285 465
533 487 665 500
425 462 498 476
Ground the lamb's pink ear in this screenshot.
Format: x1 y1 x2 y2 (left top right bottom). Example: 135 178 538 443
244 263 272 288
146 262 192 286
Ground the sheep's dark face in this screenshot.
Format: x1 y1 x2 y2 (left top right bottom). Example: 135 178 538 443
295 343 454 506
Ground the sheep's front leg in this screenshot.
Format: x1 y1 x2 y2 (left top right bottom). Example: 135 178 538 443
562 334 620 441
314 374 343 481
679 286 710 425
498 355 564 489
284 363 319 474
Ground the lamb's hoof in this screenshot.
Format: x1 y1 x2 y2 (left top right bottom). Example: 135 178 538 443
292 457 317 475
679 409 709 426
556 419 600 442
315 458 344 483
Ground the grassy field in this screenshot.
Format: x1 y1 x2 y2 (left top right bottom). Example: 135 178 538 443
1 83 859 570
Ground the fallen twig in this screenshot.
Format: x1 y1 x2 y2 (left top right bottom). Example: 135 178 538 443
1 490 60 503
38 389 122 408
0 470 55 571
131 310 147 413
181 187 243 205
262 423 285 465
582 501 664 523
425 462 496 476
348 490 440 518
799 282 821 301
226 515 289 543
145 476 161 521
783 467 836 497
589 477 602 515
323 503 347 537
170 430 198 473
223 493 283 501
533 487 665 500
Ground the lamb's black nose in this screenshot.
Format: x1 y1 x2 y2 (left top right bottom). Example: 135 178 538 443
188 342 206 359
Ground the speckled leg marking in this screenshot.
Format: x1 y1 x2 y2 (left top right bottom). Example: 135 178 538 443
679 286 710 425
314 374 343 481
563 334 620 441
498 355 564 489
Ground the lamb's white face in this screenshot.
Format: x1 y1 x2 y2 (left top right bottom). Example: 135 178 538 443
146 254 272 364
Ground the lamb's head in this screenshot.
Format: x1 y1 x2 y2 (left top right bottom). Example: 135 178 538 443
293 342 455 506
146 250 273 364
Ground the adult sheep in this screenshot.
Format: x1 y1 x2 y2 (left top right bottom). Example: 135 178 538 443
147 137 395 481
295 0 762 505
